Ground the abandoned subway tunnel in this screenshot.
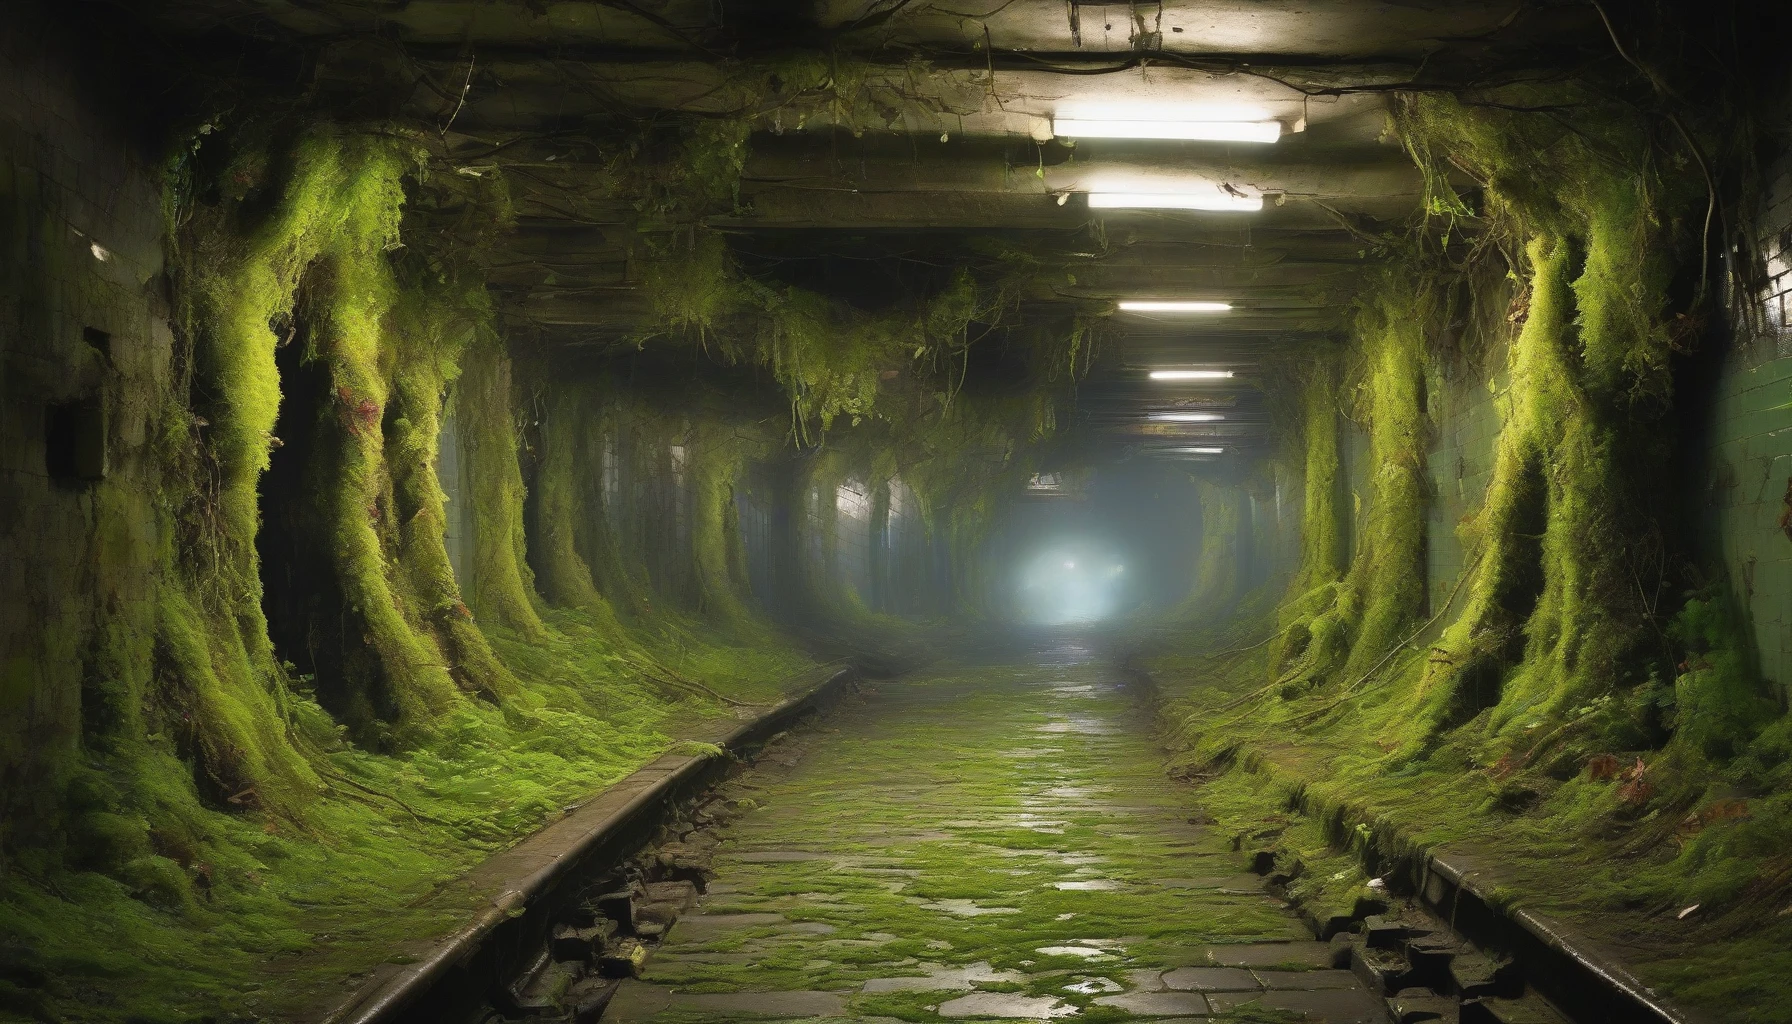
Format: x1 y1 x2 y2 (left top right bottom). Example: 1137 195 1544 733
9 0 1792 1021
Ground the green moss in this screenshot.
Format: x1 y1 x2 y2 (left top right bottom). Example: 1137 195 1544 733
1338 283 1431 682
1172 480 1245 619
0 118 831 1022
1152 79 1786 1023
532 389 616 618
688 423 759 628
1265 273 1432 696
385 285 518 703
154 585 320 811
455 335 547 637
1668 592 1774 759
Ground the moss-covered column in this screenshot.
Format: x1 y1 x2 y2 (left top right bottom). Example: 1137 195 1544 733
1174 479 1243 618
793 450 855 619
173 131 374 805
183 128 524 751
386 296 516 702
1269 357 1348 677
688 424 757 628
1339 289 1432 680
454 336 546 637
1272 281 1432 690
307 170 465 744
572 399 652 620
1407 237 1567 739
531 389 612 616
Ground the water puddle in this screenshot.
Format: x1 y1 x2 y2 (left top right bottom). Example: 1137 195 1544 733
861 960 1027 993
921 898 1021 917
936 992 1079 1019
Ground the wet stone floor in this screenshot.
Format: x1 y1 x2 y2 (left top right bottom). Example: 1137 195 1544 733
605 661 1387 1023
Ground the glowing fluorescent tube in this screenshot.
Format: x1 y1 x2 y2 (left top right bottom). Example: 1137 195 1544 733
1148 369 1234 380
1119 301 1231 313
1053 117 1282 143
1151 412 1224 422
1177 446 1225 454
1088 191 1263 211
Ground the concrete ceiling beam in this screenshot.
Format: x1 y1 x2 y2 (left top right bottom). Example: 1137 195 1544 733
711 188 1408 231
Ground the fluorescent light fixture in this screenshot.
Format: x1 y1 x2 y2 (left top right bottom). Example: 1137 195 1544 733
1148 369 1234 380
1088 190 1263 212
1177 446 1226 455
1151 412 1225 422
1119 301 1232 313
1054 117 1281 143
1052 102 1283 143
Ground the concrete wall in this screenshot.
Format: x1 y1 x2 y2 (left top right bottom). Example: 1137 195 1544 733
1704 142 1792 697
0 24 171 829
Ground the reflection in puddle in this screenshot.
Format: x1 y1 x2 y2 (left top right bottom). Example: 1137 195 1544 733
860 960 1026 993
1035 945 1116 960
920 898 1021 917
937 992 1079 1019
1064 976 1124 994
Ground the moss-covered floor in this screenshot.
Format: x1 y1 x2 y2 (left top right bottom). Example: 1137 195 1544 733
0 607 817 1024
1147 635 1792 1024
607 654 1382 1022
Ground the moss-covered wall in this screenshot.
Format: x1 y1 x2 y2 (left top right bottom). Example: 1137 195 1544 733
0 29 172 843
1704 145 1792 700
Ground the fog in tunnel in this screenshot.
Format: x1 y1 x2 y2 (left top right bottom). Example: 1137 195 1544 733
7 2 1792 1022
979 466 1205 625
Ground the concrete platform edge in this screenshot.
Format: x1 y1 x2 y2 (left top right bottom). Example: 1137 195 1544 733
1127 662 1711 1024
313 663 857 1024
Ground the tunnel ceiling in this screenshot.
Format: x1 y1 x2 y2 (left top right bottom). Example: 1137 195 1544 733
133 0 1606 460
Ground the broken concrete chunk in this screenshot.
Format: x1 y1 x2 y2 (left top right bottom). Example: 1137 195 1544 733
1448 951 1519 999
551 921 615 963
505 954 580 1012
1389 987 1460 1023
1460 993 1568 1024
635 900 685 933
641 879 698 910
1364 914 1425 949
596 888 637 932
1351 942 1414 994
1404 935 1465 988
597 937 651 979
564 976 620 1023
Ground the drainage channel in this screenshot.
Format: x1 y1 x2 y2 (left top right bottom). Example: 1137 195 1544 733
336 658 1635 1024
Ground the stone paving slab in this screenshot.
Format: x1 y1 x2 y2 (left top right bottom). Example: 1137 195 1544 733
1209 986 1389 1023
1258 968 1362 990
1201 940 1338 968
1093 990 1214 1015
607 981 850 1019
1159 966 1261 991
936 992 1078 1018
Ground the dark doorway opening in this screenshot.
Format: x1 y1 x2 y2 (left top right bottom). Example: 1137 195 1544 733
256 328 394 743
